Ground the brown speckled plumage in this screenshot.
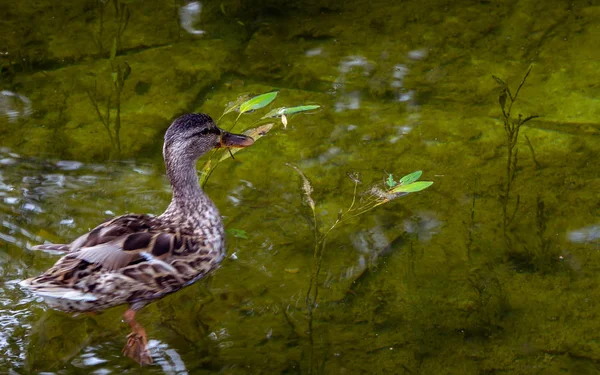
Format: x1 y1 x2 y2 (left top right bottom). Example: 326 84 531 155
19 113 254 364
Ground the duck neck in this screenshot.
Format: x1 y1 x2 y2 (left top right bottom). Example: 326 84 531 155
161 149 225 257
162 151 215 217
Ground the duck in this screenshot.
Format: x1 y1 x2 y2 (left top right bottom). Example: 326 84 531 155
19 113 254 365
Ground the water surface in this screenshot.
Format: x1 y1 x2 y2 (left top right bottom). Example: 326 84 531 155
1 0 599 373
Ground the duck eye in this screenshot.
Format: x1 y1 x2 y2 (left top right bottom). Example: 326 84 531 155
196 127 220 137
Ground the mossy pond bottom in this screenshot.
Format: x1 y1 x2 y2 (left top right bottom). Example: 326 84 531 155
1 0 600 373
0 127 598 374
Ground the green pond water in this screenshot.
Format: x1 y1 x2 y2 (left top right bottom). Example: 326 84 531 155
1 0 599 373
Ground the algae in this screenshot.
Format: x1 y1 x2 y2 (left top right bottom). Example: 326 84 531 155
0 0 599 373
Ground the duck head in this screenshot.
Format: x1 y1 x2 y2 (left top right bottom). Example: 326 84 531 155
164 113 254 161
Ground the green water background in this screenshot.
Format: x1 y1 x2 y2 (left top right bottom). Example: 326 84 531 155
0 0 599 373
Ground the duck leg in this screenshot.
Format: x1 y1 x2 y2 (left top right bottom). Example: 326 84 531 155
122 308 153 365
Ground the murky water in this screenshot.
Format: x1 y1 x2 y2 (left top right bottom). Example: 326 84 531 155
1 0 599 374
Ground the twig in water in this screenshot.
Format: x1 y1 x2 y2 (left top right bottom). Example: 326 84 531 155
524 135 542 169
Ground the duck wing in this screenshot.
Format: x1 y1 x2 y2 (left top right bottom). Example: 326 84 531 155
32 214 159 253
23 214 184 287
73 230 182 271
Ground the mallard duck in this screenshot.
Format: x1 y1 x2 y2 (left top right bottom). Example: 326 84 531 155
20 113 254 365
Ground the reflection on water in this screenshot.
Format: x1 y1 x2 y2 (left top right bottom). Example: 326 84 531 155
305 47 323 57
0 90 32 123
179 2 205 36
0 281 33 369
68 340 190 375
403 211 441 242
568 224 600 244
0 147 167 247
0 149 103 249
333 49 426 112
334 56 372 112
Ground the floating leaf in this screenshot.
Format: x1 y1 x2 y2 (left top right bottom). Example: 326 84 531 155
389 181 433 194
283 105 320 115
281 114 288 128
261 105 320 119
399 170 422 185
219 123 274 161
239 91 278 115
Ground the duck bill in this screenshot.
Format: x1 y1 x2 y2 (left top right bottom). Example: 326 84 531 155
218 131 255 148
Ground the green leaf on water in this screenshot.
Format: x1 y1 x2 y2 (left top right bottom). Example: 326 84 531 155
399 170 422 185
284 105 320 115
261 105 320 119
389 181 433 194
239 91 278 115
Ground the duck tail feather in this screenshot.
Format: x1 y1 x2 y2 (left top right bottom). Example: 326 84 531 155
31 244 70 253
20 282 98 302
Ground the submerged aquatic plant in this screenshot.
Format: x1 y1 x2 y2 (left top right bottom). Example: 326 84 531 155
91 0 130 56
86 40 131 158
492 67 538 253
289 167 433 374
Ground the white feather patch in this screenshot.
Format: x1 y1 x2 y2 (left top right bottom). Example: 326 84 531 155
35 289 99 301
18 278 32 288
140 252 179 274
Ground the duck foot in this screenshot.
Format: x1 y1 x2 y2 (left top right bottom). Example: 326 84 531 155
122 309 153 365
